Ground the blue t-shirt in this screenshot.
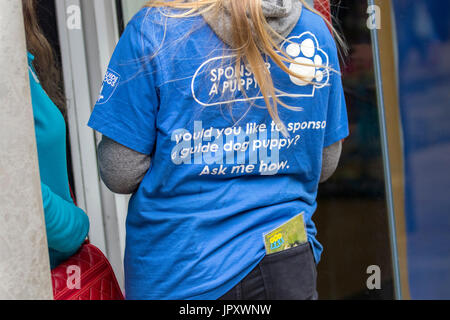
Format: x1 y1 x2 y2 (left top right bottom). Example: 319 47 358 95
88 7 349 300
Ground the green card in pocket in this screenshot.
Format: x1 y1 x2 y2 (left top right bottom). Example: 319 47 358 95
263 212 308 255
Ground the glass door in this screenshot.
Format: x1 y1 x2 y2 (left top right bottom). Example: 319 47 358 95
314 0 395 299
116 0 149 33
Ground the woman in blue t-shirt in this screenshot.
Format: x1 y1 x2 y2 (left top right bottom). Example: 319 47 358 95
23 0 90 269
89 0 349 300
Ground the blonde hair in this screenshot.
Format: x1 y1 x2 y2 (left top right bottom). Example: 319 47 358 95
145 0 345 136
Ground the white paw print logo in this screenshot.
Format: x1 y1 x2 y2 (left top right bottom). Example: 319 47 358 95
282 32 330 88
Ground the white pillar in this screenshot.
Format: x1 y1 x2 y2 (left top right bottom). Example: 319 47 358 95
0 0 53 299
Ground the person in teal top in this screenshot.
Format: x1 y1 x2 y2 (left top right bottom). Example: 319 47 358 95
28 52 90 269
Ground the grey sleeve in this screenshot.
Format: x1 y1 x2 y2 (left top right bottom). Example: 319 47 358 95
97 135 151 194
320 140 343 183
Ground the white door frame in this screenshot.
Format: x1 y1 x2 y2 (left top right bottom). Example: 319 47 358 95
55 0 128 289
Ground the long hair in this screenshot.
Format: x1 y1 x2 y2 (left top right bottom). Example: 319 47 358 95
145 0 345 136
22 0 66 116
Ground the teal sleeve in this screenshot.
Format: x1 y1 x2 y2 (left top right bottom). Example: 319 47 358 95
40 182 90 255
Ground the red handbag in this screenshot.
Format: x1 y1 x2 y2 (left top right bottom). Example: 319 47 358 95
51 241 124 300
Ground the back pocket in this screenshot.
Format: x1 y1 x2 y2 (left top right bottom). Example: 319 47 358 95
260 242 317 300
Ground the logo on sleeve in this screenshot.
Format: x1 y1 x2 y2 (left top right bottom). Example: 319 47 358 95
96 69 121 105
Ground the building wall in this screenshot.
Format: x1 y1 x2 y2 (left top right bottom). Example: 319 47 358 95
0 0 53 300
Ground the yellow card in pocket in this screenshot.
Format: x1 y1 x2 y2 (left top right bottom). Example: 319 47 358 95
263 212 308 255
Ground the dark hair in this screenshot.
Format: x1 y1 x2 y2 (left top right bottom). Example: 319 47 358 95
22 0 66 116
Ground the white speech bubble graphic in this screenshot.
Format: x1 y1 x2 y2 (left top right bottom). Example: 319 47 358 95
191 31 330 107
